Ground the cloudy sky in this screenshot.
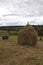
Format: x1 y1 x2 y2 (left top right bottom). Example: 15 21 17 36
0 0 43 26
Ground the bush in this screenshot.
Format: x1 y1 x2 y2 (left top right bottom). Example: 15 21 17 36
18 24 38 46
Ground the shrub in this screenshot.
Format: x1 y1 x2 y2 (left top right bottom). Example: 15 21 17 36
18 24 38 46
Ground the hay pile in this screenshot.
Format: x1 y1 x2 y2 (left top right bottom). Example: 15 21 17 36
18 24 38 46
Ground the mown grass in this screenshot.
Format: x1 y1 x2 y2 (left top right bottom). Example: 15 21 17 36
0 36 43 65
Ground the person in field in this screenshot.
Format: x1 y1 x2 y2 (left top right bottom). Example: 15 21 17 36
1 32 8 40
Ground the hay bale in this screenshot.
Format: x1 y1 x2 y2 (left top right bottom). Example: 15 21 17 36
18 24 38 46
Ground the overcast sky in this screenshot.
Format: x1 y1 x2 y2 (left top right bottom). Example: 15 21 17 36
0 0 43 26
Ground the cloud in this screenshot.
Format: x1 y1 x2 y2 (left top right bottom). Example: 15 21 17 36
0 0 43 16
0 0 43 26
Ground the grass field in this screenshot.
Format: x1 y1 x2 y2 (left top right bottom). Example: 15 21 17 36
0 36 43 65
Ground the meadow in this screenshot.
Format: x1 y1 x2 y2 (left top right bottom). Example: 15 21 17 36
0 25 43 65
0 35 43 65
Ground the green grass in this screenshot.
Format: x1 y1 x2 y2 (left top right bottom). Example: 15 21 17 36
0 36 43 65
9 35 18 41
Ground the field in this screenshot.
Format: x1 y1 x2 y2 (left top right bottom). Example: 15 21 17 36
0 36 43 65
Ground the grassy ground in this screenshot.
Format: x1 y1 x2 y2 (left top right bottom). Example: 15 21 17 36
0 36 43 65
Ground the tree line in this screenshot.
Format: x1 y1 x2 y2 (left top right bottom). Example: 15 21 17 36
0 25 43 36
